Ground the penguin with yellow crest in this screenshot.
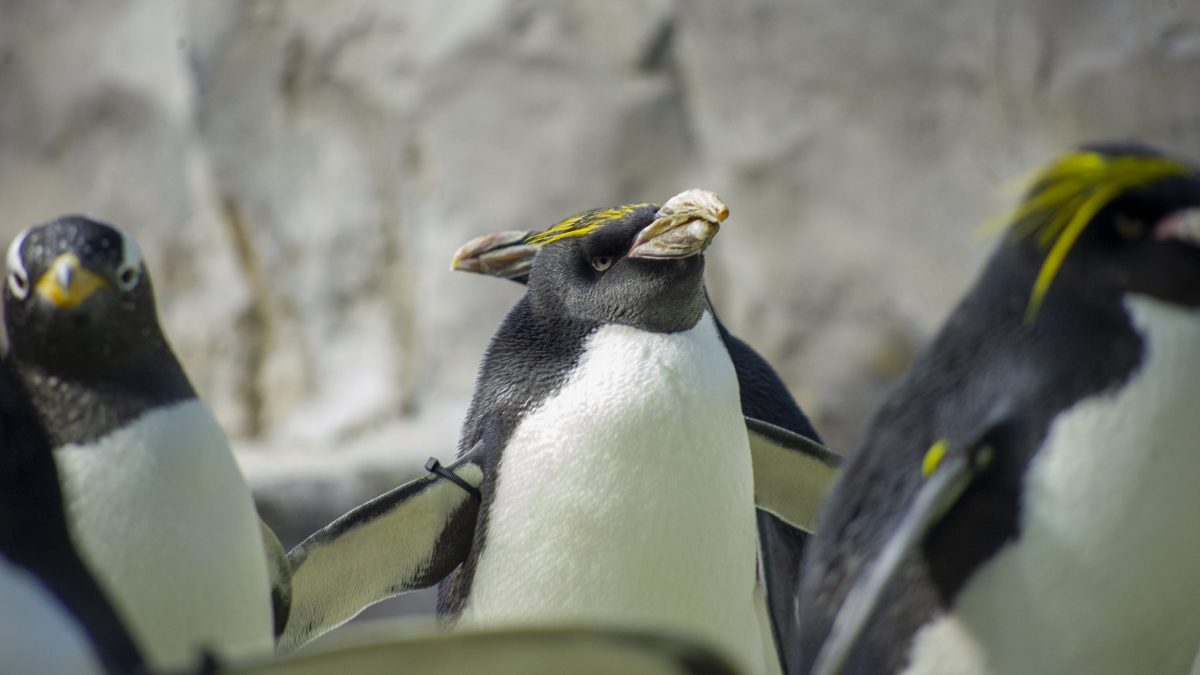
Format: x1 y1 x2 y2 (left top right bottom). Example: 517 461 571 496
796 143 1200 675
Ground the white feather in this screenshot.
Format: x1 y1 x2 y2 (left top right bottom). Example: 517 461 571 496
458 312 766 674
0 556 104 675
905 296 1200 674
54 399 273 670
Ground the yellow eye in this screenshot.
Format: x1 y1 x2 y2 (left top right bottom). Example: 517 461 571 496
1114 216 1146 241
591 256 613 272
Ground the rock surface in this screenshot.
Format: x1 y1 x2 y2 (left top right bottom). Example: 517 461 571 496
2 0 1198 556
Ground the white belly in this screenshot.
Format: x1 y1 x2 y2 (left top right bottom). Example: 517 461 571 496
459 312 765 674
0 556 104 675
55 399 273 670
905 297 1200 674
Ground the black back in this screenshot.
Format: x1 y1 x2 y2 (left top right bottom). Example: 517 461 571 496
0 356 145 673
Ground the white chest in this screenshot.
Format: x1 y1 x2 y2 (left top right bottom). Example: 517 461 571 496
906 297 1200 674
0 557 103 675
459 313 764 674
54 400 273 670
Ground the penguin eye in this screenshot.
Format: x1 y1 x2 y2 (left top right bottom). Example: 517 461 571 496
590 256 613 272
116 264 141 291
1114 216 1146 241
7 269 29 300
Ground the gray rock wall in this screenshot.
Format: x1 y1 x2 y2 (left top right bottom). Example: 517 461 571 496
2 0 1198 539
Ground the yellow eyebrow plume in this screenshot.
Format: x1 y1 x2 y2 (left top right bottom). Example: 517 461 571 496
1000 151 1192 322
525 203 655 246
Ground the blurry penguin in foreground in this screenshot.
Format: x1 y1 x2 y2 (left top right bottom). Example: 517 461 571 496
450 205 831 674
0 355 145 674
3 216 287 669
225 623 739 675
278 191 835 675
796 143 1200 675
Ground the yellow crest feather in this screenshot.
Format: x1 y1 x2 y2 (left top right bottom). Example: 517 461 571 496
525 203 655 246
1003 151 1192 321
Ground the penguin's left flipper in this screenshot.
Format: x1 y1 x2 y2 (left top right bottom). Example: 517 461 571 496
809 427 1000 675
259 519 292 638
277 444 487 653
745 416 840 534
223 623 739 675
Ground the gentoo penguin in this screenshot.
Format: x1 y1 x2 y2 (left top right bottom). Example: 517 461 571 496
231 622 739 675
0 355 145 674
3 215 285 669
449 204 830 674
794 143 1200 675
277 191 836 672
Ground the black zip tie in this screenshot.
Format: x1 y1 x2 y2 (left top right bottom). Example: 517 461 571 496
425 457 482 502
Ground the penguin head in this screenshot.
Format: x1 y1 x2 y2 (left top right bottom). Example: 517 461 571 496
522 191 728 333
1004 143 1200 319
4 215 166 375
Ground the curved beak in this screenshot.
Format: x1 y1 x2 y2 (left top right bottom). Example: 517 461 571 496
35 253 110 309
627 189 729 260
450 230 540 279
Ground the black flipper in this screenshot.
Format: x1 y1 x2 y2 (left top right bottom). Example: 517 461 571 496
809 429 999 675
746 417 840 534
278 443 488 652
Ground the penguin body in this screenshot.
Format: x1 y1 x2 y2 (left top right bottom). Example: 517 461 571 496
796 144 1200 674
4 216 274 669
904 295 1200 674
436 197 765 672
0 356 144 674
52 399 275 666
450 302 762 671
450 209 825 674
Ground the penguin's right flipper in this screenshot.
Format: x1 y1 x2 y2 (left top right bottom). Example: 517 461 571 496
808 428 1000 675
278 443 487 652
224 622 739 675
745 416 840 534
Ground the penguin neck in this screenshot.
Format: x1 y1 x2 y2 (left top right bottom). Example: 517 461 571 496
15 352 196 448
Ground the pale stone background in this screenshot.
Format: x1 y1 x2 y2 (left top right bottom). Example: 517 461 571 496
2 0 1198 612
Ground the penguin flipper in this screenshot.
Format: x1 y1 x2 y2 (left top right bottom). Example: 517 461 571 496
745 416 840 534
222 622 738 675
808 432 998 675
258 519 292 639
278 444 487 652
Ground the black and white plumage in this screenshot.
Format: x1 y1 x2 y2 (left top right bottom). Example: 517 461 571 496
795 143 1200 675
3 215 283 669
450 205 831 674
278 192 835 673
279 444 488 652
441 196 766 673
0 356 145 674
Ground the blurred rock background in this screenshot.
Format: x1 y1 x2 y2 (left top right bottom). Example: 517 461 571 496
2 0 1198 612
